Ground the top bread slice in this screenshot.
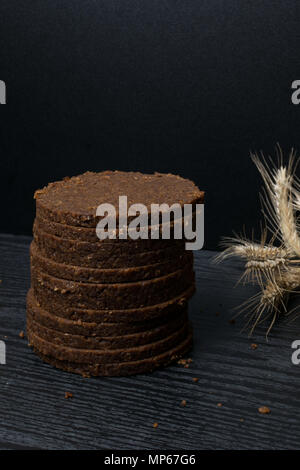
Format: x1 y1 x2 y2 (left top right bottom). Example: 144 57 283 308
34 171 204 228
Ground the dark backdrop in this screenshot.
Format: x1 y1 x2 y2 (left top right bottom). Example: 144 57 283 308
0 0 300 250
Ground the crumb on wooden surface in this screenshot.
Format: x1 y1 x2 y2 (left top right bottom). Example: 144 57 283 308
258 406 270 414
177 359 185 365
177 358 193 366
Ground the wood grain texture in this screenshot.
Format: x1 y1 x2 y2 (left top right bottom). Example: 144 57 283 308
1 233 300 450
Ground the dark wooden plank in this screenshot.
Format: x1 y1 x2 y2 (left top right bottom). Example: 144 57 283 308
0 233 300 449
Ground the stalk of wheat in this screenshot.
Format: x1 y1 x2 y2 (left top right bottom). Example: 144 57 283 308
217 147 300 334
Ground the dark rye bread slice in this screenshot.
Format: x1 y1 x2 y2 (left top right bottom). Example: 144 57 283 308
27 321 189 363
29 330 193 376
35 215 197 244
34 228 186 269
30 242 193 284
27 290 188 335
27 309 188 350
27 287 193 331
34 170 204 228
31 264 195 310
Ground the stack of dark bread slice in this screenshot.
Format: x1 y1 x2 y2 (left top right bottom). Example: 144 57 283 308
27 171 204 376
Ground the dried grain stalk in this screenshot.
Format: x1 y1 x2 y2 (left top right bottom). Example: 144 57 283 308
217 147 300 334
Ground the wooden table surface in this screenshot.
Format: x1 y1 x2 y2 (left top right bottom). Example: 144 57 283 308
1 233 300 450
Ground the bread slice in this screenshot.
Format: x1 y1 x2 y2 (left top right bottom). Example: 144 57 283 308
34 216 187 246
27 288 192 332
27 308 187 349
34 228 187 268
30 241 193 284
27 320 190 363
34 170 204 227
31 264 195 310
29 330 193 376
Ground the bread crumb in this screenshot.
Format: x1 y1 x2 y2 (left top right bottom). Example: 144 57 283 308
178 358 192 366
181 400 187 407
217 403 223 407
64 392 73 399
153 422 158 429
19 331 25 339
177 359 186 365
251 343 258 350
192 377 199 383
258 406 270 414
81 373 90 378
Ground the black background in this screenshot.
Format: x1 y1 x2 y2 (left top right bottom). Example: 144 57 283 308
0 0 300 250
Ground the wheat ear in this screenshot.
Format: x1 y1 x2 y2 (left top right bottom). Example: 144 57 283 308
252 151 300 257
216 234 289 287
